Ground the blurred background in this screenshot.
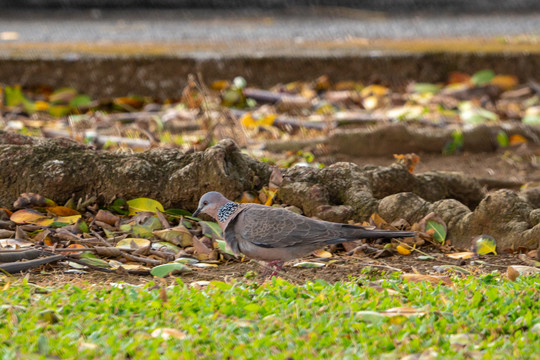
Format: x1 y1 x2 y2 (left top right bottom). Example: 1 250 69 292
2 0 540 12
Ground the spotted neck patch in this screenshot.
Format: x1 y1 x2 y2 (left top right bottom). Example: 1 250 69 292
217 202 239 222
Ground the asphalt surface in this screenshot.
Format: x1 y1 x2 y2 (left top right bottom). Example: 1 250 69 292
1 8 540 45
1 8 540 97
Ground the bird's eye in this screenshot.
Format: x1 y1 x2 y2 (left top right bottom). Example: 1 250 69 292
203 201 208 206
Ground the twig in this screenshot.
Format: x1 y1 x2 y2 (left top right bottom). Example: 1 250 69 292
347 257 404 272
46 247 135 253
242 88 307 104
0 249 43 262
90 230 114 247
62 256 151 275
0 254 64 274
121 252 163 266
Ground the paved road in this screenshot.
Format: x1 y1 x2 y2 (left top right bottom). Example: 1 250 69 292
1 8 539 45
1 8 539 97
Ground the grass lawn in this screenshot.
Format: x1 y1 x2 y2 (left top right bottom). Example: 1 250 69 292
1 272 539 359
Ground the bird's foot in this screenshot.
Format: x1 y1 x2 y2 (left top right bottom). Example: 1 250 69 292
263 260 285 278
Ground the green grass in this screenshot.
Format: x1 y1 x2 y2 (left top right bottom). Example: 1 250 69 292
1 273 539 359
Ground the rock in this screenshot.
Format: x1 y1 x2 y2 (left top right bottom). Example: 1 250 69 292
378 192 431 224
315 204 354 223
330 123 540 156
520 187 540 209
467 190 536 250
528 209 540 226
365 164 416 198
429 199 473 249
415 171 484 209
0 133 271 211
329 123 451 156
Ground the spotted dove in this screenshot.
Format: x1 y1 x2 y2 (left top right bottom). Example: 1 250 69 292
193 192 416 268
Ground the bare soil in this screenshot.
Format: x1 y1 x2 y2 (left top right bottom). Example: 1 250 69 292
329 144 540 185
13 251 530 288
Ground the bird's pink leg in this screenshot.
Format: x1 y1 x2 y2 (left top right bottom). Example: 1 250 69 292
264 260 285 278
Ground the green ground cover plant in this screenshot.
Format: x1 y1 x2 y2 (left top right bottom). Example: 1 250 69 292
1 272 539 359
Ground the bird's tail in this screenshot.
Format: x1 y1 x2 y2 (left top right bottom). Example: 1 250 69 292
326 224 415 244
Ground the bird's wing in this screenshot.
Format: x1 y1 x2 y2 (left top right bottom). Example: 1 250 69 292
225 204 345 249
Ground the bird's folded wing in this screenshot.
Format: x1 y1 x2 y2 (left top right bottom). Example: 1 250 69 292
225 205 345 249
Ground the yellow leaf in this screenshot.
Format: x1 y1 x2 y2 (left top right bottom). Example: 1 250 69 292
33 218 54 226
65 244 86 255
264 190 276 206
509 134 527 146
10 209 48 224
313 249 332 258
396 245 412 255
127 198 164 215
446 251 475 259
490 75 518 90
401 273 453 286
34 101 49 111
55 215 81 224
113 96 143 107
360 84 389 97
370 213 388 228
116 238 151 250
474 235 497 255
210 80 229 91
48 206 80 216
240 112 276 128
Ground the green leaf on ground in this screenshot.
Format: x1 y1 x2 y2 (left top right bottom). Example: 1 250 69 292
443 129 464 155
215 239 235 255
164 209 193 217
413 83 441 94
200 221 222 238
108 198 129 215
471 69 495 85
150 263 191 277
496 130 509 147
127 198 164 215
70 94 93 108
5 85 26 107
426 220 447 244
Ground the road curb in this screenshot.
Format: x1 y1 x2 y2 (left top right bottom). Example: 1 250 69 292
2 51 539 97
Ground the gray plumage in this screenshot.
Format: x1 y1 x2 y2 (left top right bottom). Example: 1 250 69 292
193 191 416 262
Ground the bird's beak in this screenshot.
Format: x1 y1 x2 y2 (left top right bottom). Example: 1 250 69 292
192 207 202 217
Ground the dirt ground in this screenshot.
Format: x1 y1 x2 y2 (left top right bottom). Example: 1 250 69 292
12 250 530 288
329 143 540 185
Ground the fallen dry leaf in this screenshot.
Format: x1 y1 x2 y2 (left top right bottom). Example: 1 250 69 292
401 273 453 286
507 266 520 281
446 251 475 260
151 328 187 340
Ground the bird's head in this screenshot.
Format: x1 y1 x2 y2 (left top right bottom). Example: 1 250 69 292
192 191 230 219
